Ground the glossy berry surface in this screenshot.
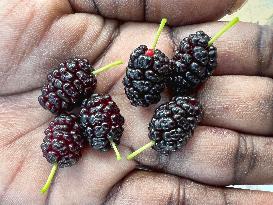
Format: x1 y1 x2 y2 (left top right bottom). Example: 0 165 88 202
149 96 202 155
123 45 170 107
41 114 84 168
79 94 125 151
38 58 97 114
168 31 217 95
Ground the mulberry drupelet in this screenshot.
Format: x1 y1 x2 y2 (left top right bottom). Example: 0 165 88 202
79 94 125 154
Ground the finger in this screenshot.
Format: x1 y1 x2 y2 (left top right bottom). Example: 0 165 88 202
198 76 273 136
172 22 273 77
121 126 273 185
105 171 273 205
0 0 118 95
68 0 246 26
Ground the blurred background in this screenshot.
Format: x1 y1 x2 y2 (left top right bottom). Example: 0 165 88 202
221 0 273 25
221 0 273 192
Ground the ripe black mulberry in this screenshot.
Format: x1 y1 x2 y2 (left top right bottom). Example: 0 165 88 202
79 94 125 151
123 45 170 107
149 96 202 155
168 31 217 95
41 114 84 168
38 58 97 114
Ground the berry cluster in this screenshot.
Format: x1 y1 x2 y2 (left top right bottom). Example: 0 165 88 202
126 17 240 160
38 59 124 193
37 17 239 194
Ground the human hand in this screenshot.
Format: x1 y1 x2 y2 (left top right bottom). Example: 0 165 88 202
1 0 273 204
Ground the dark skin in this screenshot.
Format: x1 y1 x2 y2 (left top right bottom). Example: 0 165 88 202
1 0 273 204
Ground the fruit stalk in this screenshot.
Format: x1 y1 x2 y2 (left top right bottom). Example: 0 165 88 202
208 17 239 46
93 60 123 76
110 140 122 161
151 18 168 50
40 163 58 194
127 141 155 160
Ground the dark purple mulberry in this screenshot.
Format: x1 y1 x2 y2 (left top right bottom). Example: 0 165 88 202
149 96 202 155
123 45 170 107
41 114 84 168
79 94 125 151
38 58 97 114
168 31 217 95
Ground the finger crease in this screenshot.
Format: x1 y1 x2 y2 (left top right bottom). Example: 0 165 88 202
257 25 273 76
92 0 101 16
143 0 148 21
0 157 26 203
221 189 230 205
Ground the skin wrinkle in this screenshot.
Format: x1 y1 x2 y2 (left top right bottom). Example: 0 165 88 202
221 189 229 205
233 133 258 184
11 9 36 69
175 179 183 205
71 15 102 52
0 114 51 148
155 153 171 171
233 133 246 183
102 178 124 205
143 0 147 21
257 25 273 75
0 121 49 204
168 27 177 54
0 0 30 21
92 0 101 15
93 20 121 68
0 158 26 203
247 138 258 179
1 8 35 89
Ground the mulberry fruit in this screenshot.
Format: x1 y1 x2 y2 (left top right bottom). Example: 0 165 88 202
41 114 84 168
168 31 217 95
38 58 97 114
123 45 170 107
79 94 125 151
149 96 202 155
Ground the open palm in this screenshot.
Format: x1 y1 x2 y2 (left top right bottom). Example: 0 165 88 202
1 0 273 204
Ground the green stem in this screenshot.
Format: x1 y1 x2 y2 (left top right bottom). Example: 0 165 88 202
93 60 123 76
151 18 168 50
110 140 122 161
127 141 155 160
40 163 58 194
208 17 240 46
